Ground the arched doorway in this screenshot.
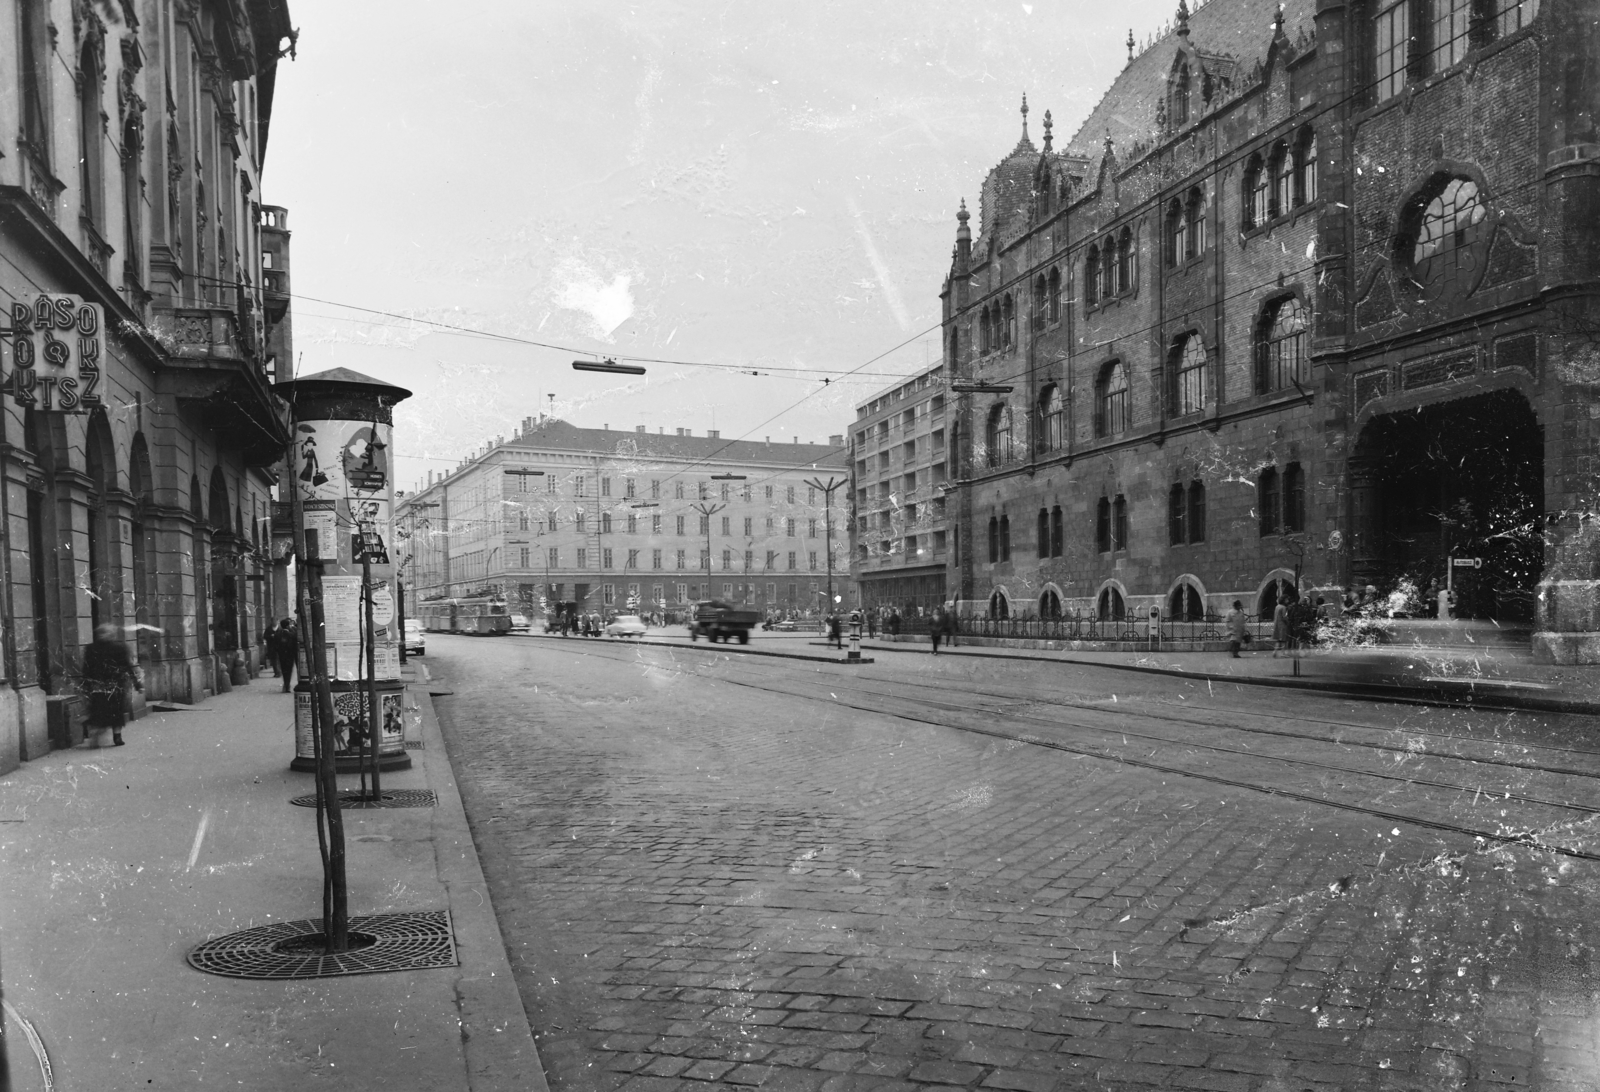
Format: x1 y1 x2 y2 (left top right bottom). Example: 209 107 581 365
1097 585 1125 621
1168 581 1204 621
988 589 1010 619
1257 575 1297 618
1351 389 1542 620
1039 587 1062 619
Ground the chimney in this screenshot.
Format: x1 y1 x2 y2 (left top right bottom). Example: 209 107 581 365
792 437 799 444
658 427 664 434
676 428 688 437
603 424 609 431
707 430 720 439
765 436 771 444
829 434 843 446
635 425 645 432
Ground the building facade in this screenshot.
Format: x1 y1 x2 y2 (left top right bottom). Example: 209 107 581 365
0 0 296 770
397 419 854 620
940 0 1599 660
848 365 951 616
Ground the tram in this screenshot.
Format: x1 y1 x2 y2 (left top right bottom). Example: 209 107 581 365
417 595 513 635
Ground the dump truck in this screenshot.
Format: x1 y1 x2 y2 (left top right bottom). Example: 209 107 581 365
688 600 760 644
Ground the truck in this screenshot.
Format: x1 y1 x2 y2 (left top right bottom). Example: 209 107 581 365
688 600 761 644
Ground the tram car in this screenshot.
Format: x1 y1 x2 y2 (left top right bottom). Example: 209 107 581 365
418 595 513 635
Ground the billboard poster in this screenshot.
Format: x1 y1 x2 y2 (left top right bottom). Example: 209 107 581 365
294 687 406 761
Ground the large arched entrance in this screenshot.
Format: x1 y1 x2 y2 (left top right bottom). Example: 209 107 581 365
1350 389 1542 621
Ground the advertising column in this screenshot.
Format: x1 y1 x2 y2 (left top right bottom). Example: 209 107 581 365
277 369 412 772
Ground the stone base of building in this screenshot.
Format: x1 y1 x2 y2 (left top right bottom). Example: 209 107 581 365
1531 632 1600 664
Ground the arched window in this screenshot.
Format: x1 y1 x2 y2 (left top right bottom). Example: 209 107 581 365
979 306 992 353
1166 198 1187 266
1002 295 1016 349
949 324 960 366
1100 244 1116 297
1257 296 1308 393
1168 583 1204 621
1270 140 1294 218
1098 586 1126 621
1037 508 1050 558
122 117 141 276
1048 267 1062 322
990 590 1011 619
1116 227 1134 293
1033 275 1047 329
1171 333 1208 416
1040 589 1062 619
79 41 103 229
1038 384 1064 452
1186 187 1208 257
1096 497 1112 553
1168 483 1187 546
1050 505 1063 556
1259 467 1281 536
1284 462 1306 533
1173 62 1191 126
1404 176 1489 298
1244 153 1269 229
985 404 1013 467
1085 244 1101 306
1112 494 1128 551
999 515 1011 561
1188 481 1206 543
1097 362 1129 437
20 1 50 159
1297 129 1318 205
988 516 1000 563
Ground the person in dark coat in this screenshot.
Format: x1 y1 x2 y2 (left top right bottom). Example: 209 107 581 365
827 614 842 649
84 623 142 746
273 619 299 691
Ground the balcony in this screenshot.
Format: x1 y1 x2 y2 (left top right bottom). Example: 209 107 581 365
152 303 289 467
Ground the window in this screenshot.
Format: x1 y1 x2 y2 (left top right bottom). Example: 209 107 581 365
1297 129 1318 205
519 512 529 530
1186 188 1208 258
652 549 662 569
766 550 776 570
20 1 50 159
675 482 684 499
78 41 103 229
627 513 637 534
1244 154 1269 229
601 513 612 533
1404 176 1488 298
603 584 615 605
999 515 1011 561
1085 245 1101 306
1257 296 1308 393
808 519 817 538
786 486 795 503
1284 462 1306 533
1037 509 1051 559
1169 583 1204 622
652 514 661 534
575 474 586 496
1037 385 1065 453
721 516 731 536
788 551 797 570
1169 483 1188 546
1432 0 1471 69
1002 294 1016 349
785 518 796 537
1048 507 1062 556
1100 245 1115 301
603 548 613 569
1112 495 1128 551
626 549 639 569
1496 0 1540 35
576 513 586 533
808 551 818 570
985 404 1013 467
987 516 999 563
1173 61 1191 126
601 477 612 497
699 515 710 535
625 478 635 498
701 549 711 571
676 515 685 535
1259 467 1281 536
720 483 730 502
744 550 753 571
1271 140 1294 219
699 483 709 500
1098 586 1125 622
1171 334 1208 416
1116 228 1134 293
122 118 141 271
1374 0 1411 102
548 546 558 569
807 486 817 505
520 547 530 567
1166 198 1187 266
547 475 557 494
1188 482 1206 543
577 548 587 568
1048 267 1062 322
1097 362 1130 438
676 549 686 569
651 479 660 499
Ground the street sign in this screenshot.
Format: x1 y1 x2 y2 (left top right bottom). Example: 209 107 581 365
1452 558 1482 568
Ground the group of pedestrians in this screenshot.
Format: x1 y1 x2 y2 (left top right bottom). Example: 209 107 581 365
264 618 300 690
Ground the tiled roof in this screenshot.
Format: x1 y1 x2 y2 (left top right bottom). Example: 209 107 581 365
1064 0 1316 169
504 418 848 469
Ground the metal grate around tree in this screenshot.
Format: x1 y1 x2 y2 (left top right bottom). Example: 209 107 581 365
288 788 437 809
187 910 457 979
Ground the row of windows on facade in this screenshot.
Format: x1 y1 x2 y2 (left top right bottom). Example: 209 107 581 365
509 512 821 537
854 397 946 446
979 468 1304 563
505 475 818 505
504 547 824 572
851 467 950 506
542 582 822 606
1372 0 1538 103
857 371 942 419
854 432 948 476
857 529 950 562
857 496 947 533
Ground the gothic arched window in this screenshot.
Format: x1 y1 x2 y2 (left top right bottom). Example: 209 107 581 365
1170 333 1208 416
1257 296 1308 393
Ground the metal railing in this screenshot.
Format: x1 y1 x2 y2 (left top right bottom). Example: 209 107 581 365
885 611 1279 644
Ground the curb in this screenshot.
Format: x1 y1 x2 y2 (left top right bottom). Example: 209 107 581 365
515 631 873 665
412 673 551 1092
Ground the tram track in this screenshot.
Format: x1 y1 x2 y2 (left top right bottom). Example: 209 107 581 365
489 637 1600 862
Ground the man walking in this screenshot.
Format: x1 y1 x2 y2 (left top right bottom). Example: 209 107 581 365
84 623 142 746
1225 600 1250 658
274 619 299 691
931 610 944 655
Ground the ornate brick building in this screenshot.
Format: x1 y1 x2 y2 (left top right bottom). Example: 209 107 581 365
0 0 296 769
941 0 1598 660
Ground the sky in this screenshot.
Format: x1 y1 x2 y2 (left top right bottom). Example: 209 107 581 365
265 0 1178 492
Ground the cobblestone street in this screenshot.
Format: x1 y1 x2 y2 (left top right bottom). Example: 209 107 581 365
430 635 1600 1091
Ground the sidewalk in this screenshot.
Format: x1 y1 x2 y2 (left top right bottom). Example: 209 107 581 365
0 665 547 1092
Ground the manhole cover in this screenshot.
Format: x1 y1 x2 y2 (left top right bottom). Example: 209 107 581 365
187 910 457 979
288 789 437 809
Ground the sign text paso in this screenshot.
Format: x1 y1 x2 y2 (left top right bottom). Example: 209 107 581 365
5 294 105 412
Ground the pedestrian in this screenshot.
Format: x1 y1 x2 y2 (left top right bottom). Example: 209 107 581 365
262 624 280 677
827 614 842 649
83 623 142 746
1225 600 1250 658
274 618 299 690
931 611 943 655
1272 593 1293 657
867 612 877 639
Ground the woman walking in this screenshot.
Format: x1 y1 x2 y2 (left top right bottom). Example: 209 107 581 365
83 624 142 746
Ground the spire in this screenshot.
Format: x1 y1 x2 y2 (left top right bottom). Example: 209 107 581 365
1176 0 1190 37
954 198 972 273
1273 2 1287 37
1042 109 1053 152
956 198 971 240
1127 28 1136 63
1020 93 1030 143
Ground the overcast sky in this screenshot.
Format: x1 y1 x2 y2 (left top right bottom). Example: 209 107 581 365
267 0 1177 491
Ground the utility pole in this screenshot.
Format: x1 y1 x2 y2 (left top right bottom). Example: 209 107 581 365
805 476 844 614
690 501 726 596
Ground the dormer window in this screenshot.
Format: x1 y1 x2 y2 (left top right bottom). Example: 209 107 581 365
1173 61 1192 127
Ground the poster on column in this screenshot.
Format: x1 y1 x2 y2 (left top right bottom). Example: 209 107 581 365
302 501 338 561
294 418 395 566
321 575 400 681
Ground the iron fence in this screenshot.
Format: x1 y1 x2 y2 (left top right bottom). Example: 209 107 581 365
892 611 1279 644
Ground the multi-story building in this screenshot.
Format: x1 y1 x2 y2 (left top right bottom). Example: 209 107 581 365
938 0 1598 660
0 0 297 769
397 419 854 620
848 365 951 616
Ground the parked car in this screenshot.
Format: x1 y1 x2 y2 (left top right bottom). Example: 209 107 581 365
509 612 530 631
402 620 426 656
604 614 648 638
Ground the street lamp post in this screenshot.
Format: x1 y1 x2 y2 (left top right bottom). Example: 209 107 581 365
805 476 844 615
690 501 725 597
